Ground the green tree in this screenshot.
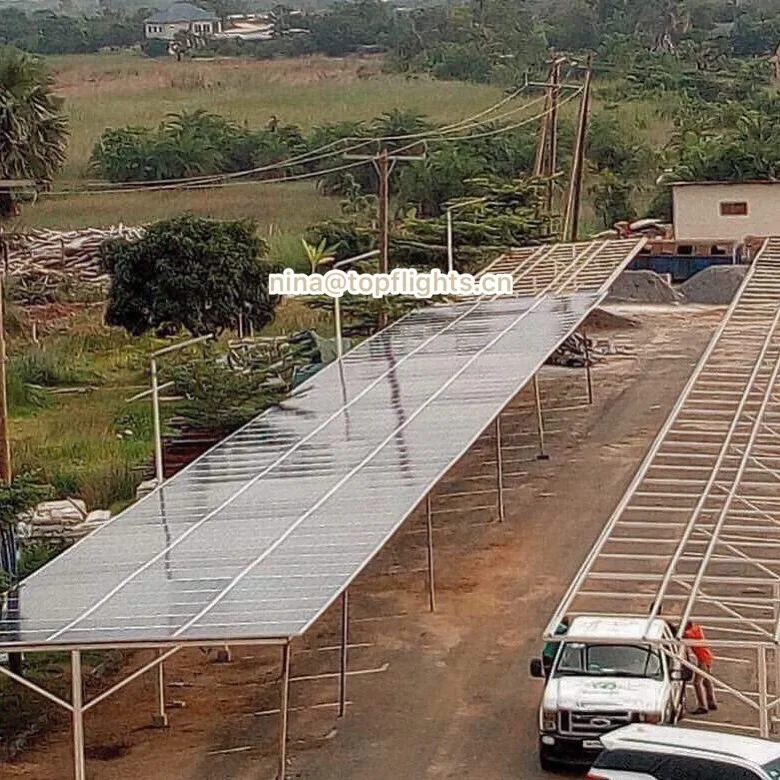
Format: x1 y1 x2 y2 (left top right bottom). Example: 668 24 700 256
103 215 280 337
0 47 68 218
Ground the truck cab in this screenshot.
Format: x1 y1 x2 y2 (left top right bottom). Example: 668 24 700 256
530 616 691 771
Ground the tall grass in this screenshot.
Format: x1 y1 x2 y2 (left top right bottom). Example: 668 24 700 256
48 52 502 179
16 181 341 231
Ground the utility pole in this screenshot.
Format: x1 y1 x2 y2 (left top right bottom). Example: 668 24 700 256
563 56 593 243
533 59 554 178
0 242 10 486
344 143 426 330
546 57 562 213
377 147 390 276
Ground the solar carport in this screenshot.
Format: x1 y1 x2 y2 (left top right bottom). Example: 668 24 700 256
0 239 646 779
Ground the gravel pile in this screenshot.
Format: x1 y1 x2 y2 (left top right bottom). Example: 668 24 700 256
679 265 747 304
607 270 683 304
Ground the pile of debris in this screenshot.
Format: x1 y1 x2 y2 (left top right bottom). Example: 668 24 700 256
547 333 603 368
17 499 111 542
3 226 144 301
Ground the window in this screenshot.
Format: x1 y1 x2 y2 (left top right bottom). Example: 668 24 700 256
764 757 780 778
555 643 664 680
656 756 761 780
720 201 749 216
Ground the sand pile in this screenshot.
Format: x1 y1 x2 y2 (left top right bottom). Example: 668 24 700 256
583 308 640 331
607 270 683 304
680 265 747 305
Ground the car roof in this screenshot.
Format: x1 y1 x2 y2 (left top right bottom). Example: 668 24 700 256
601 724 780 765
567 616 668 641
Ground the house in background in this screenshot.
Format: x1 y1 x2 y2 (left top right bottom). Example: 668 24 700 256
144 2 221 42
672 181 780 242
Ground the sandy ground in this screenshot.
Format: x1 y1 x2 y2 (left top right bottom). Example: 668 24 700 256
0 305 725 780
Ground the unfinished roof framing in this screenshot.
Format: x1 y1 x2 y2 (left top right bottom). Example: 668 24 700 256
547 236 780 737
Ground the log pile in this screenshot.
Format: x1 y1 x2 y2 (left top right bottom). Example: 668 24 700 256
3 226 144 302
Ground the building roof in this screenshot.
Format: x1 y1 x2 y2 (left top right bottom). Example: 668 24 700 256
145 3 217 23
671 179 780 188
602 724 780 765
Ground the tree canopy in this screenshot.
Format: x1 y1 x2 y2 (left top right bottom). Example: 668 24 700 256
0 47 68 218
103 215 280 337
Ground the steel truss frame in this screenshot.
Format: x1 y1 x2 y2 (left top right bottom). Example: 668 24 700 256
547 236 780 737
0 239 645 779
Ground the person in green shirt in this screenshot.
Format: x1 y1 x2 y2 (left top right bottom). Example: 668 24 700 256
542 616 571 677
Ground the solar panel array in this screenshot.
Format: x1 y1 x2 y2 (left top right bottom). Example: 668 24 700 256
0 240 645 650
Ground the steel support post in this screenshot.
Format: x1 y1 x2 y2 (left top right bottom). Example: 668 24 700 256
278 642 291 780
533 375 549 460
151 357 164 485
153 649 168 728
425 494 436 612
583 330 594 405
334 296 343 360
760 644 770 738
775 582 780 727
494 416 506 522
338 590 348 717
71 651 86 780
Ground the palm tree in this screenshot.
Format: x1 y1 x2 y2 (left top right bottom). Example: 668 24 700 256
0 47 69 218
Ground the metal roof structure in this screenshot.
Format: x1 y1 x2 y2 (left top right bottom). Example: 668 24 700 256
0 238 646 653
547 236 780 737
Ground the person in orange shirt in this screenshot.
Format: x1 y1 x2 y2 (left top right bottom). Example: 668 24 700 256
684 620 717 714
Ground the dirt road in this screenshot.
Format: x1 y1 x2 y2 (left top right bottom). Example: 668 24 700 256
1 305 722 780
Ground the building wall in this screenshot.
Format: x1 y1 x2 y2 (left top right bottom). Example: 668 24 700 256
673 183 780 242
145 20 218 40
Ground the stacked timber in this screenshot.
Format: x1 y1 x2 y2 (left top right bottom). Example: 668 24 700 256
4 226 144 300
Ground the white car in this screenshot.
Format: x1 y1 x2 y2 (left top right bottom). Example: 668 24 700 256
587 723 780 779
530 616 690 770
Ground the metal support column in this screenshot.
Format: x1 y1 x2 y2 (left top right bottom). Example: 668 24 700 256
533 375 549 460
153 649 168 728
495 416 505 522
151 357 164 485
425 494 436 612
71 650 86 780
774 583 780 726
278 642 291 780
338 590 348 717
759 644 770 738
582 330 594 405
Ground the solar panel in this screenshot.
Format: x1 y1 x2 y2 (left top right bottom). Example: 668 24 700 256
0 240 645 650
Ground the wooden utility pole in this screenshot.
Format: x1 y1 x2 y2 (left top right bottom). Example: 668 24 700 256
563 56 593 243
0 246 10 486
377 147 390 276
343 144 426 330
546 58 562 213
533 60 554 178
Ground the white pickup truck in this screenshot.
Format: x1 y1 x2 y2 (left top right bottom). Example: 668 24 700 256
529 616 692 771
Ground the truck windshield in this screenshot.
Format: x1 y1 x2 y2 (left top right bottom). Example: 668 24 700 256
555 643 664 680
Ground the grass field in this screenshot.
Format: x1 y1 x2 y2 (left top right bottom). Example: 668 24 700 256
49 52 504 179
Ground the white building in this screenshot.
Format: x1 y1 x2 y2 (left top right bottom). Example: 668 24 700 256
672 181 780 242
144 3 221 41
